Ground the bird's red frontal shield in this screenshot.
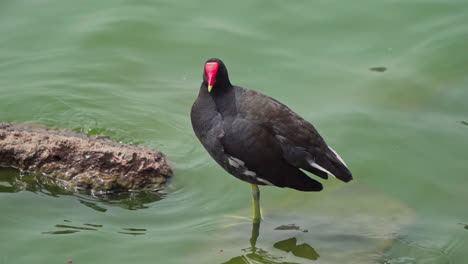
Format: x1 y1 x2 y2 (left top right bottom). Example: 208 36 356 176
205 62 219 91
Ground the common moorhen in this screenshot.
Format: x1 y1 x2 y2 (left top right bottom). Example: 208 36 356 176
191 58 352 222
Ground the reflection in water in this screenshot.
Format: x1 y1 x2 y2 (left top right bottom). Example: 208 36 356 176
54 224 98 231
79 199 107 212
118 227 147 235
1 167 156 236
274 238 319 261
42 220 148 236
42 230 80 235
0 167 163 211
273 238 297 253
83 223 103 228
118 232 146 236
122 228 147 232
222 222 319 264
42 220 102 235
88 191 164 211
0 167 71 197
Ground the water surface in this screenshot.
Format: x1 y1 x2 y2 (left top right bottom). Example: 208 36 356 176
1 0 467 263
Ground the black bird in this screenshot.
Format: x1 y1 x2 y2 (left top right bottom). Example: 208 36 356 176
191 58 352 222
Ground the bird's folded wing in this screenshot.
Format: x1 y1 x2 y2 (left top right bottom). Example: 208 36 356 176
220 117 323 191
237 88 352 182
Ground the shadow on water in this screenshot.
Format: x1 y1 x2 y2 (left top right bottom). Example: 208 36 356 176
222 222 319 264
0 167 164 211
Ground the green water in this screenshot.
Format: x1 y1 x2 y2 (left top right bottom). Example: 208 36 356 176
1 0 467 263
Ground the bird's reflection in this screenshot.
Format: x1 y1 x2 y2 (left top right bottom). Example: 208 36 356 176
222 221 319 264
0 167 163 211
274 237 319 261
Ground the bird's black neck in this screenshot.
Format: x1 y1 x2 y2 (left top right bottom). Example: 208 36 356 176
200 83 237 116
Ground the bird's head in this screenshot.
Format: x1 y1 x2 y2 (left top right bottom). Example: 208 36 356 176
202 58 231 92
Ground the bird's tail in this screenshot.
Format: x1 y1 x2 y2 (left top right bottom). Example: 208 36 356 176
309 146 353 183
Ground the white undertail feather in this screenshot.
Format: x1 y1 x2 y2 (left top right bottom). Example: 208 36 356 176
328 146 348 168
307 158 336 178
229 155 273 186
245 170 274 186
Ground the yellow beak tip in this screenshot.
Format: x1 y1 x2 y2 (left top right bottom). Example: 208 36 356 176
208 85 213 92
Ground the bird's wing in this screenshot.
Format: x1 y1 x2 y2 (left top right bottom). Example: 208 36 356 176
220 116 323 191
236 87 352 183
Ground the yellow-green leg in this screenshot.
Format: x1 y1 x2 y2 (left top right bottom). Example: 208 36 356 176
251 184 261 223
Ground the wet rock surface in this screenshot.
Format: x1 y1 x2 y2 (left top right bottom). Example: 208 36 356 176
0 123 173 193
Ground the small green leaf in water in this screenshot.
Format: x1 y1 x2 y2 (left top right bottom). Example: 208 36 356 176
457 121 468 126
370 66 387 72
273 237 297 252
274 224 300 230
291 243 320 260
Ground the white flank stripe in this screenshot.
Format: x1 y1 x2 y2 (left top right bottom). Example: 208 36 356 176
228 158 239 168
256 177 274 186
243 170 256 177
227 155 273 186
228 156 245 168
328 146 348 168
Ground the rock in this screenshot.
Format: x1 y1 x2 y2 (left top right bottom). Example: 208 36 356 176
0 122 172 193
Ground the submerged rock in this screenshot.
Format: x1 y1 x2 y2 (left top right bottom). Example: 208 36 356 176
0 122 172 193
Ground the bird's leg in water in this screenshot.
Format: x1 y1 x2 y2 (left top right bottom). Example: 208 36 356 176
250 221 260 252
251 184 261 223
